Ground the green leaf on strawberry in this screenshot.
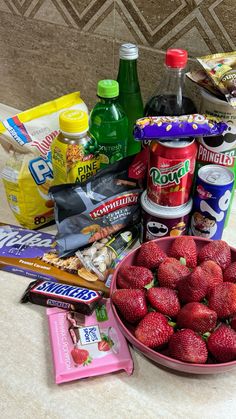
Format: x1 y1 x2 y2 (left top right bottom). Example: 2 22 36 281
167 319 177 328
144 279 155 290
202 332 211 341
201 298 209 306
179 257 186 266
82 355 93 366
147 306 156 313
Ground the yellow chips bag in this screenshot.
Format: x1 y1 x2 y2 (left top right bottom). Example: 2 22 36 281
0 92 87 229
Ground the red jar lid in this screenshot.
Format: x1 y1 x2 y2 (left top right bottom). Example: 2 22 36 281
165 49 188 68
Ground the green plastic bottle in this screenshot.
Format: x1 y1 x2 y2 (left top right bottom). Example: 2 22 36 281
89 80 128 168
117 43 143 156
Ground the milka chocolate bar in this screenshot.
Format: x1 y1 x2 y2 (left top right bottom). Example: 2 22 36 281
21 279 103 315
0 224 110 295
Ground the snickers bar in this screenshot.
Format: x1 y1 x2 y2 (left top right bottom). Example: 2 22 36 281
21 279 103 315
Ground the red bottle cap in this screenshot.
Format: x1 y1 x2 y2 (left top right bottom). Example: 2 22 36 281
165 49 188 68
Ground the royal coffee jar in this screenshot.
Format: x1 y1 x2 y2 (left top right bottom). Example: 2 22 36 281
141 190 192 242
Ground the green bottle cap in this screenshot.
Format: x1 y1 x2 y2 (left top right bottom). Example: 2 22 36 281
97 80 119 98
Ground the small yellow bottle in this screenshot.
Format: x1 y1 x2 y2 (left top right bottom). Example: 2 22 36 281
51 110 100 185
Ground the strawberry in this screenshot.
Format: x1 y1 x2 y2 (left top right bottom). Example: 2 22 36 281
117 265 153 289
71 348 91 365
176 302 217 334
134 312 174 348
135 241 167 270
208 282 236 318
98 334 113 352
207 324 236 363
168 236 197 268
112 289 148 323
223 261 236 284
158 257 190 289
168 329 208 364
231 314 236 332
200 260 223 295
147 287 180 318
177 266 209 303
198 240 231 270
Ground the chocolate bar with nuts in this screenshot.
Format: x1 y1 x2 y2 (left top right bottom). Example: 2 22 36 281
134 114 227 140
40 251 81 273
21 279 103 315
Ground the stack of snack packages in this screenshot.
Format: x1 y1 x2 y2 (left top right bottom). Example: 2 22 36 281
187 51 236 231
140 49 197 242
140 49 235 242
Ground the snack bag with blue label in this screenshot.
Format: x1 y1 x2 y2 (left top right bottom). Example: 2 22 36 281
0 92 88 229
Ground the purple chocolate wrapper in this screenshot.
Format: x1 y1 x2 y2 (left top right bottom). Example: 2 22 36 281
134 114 228 140
0 224 54 258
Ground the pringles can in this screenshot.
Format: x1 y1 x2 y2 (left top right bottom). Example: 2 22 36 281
198 89 236 226
147 139 198 206
141 191 192 242
190 164 234 239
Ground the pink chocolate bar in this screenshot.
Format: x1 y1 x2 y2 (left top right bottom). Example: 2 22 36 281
47 298 133 384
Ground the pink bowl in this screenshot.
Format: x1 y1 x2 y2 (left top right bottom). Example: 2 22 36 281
110 236 236 374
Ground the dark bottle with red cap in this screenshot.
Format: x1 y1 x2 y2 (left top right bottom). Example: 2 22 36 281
144 48 196 116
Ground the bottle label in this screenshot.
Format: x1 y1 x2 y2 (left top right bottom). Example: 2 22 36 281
51 136 100 184
98 142 126 166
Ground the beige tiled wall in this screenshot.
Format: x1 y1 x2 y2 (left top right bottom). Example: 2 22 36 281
0 0 235 111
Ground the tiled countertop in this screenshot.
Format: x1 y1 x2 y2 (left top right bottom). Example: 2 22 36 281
0 104 236 419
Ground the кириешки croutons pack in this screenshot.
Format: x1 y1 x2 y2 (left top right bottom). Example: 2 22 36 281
50 155 144 256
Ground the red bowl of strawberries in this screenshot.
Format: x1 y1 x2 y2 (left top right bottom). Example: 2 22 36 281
110 236 236 374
